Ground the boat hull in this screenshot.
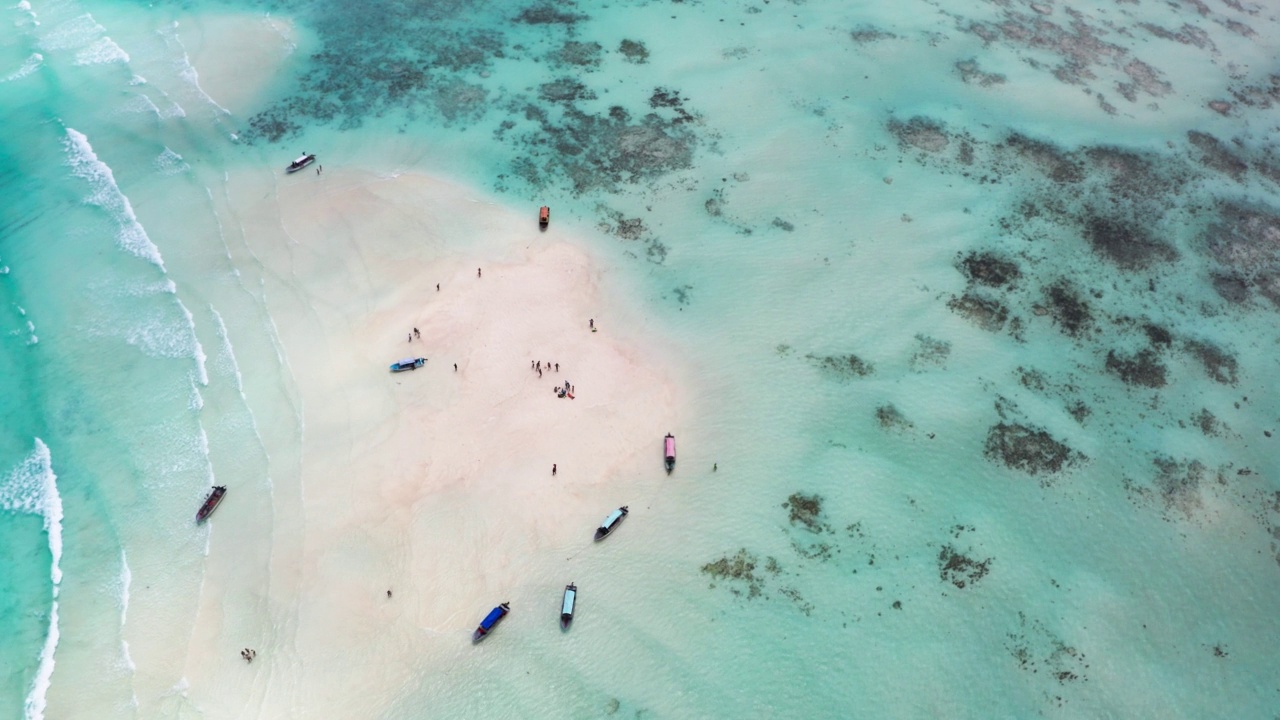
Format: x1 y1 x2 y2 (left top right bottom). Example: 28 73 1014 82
196 486 227 523
390 358 426 372
472 603 510 642
286 155 316 173
561 584 576 629
594 507 628 541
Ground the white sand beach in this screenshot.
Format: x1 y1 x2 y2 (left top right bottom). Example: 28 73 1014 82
153 168 684 718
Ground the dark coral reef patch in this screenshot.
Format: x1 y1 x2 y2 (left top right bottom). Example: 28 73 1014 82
984 423 1086 476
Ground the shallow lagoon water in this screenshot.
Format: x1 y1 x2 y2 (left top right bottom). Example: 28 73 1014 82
2 0 1279 717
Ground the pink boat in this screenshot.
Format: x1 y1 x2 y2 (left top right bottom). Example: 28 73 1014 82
664 433 675 473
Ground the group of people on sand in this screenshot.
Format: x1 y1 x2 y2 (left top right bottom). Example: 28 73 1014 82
531 359 561 378
240 648 256 663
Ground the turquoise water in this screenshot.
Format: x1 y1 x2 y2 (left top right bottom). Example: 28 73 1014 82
3 0 1280 717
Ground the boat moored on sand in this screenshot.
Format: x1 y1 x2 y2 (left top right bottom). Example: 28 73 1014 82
664 433 676 473
561 583 577 629
539 205 550 229
473 602 510 641
594 506 628 541
196 486 227 523
286 153 316 173
390 357 426 372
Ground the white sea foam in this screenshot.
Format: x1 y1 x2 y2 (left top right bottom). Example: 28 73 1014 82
121 92 162 117
210 307 246 399
14 0 38 25
40 14 103 52
118 550 136 672
154 148 189 176
62 128 167 269
26 602 59 720
74 35 128 66
1 53 44 83
13 0 37 23
188 377 204 411
157 22 230 115
1 439 64 720
86 278 210 385
178 299 209 387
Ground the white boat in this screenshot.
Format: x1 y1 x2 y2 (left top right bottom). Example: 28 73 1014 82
560 583 576 629
286 153 316 173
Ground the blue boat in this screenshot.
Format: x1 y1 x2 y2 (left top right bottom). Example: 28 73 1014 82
594 506 628 541
473 602 510 641
390 357 426 372
561 583 577 629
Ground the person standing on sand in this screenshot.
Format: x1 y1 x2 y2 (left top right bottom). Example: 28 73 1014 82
436 283 440 291
555 363 559 372
453 363 457 371
408 334 412 343
477 268 482 278
589 318 594 329
552 464 557 476
413 328 420 338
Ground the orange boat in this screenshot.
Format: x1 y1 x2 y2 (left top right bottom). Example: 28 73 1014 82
539 206 550 229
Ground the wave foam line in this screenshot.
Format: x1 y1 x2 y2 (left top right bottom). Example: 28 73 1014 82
1 439 64 720
159 22 230 116
178 299 209 387
74 35 127 66
1 53 43 83
14 0 38 25
118 550 136 672
39 14 103 52
63 128 209 385
62 128 166 269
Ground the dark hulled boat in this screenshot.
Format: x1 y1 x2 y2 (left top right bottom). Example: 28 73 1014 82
594 506 628 541
560 583 577 629
196 486 227 523
664 433 676 473
286 153 316 173
473 602 510 642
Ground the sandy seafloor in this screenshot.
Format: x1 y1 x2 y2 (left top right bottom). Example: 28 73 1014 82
2 0 1280 717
